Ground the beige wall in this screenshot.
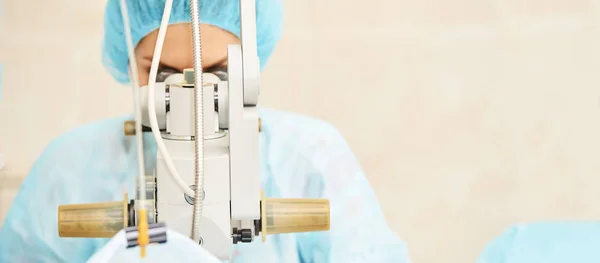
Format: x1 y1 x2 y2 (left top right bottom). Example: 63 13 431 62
2 1 600 262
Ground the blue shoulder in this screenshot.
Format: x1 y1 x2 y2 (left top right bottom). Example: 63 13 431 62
257 108 352 198
258 108 348 152
477 222 600 263
0 116 136 262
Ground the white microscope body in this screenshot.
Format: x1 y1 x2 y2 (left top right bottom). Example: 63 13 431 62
140 47 261 259
141 0 261 260
56 0 330 260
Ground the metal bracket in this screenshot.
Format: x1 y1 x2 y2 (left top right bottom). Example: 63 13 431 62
124 222 168 248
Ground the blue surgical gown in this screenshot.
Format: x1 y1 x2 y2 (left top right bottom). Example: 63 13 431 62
477 222 600 263
0 108 411 263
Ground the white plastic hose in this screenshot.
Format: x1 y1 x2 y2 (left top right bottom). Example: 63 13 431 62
145 0 195 198
122 0 207 242
120 0 146 205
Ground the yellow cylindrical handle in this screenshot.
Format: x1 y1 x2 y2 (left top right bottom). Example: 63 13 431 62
137 209 149 258
261 193 330 241
58 194 128 238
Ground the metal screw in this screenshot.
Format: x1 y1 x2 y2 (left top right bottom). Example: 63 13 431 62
184 185 205 205
258 118 262 132
124 120 136 136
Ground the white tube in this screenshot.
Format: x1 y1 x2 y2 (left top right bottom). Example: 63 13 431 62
146 0 195 197
120 0 146 206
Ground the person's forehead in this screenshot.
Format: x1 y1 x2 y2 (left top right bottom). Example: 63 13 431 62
136 24 236 70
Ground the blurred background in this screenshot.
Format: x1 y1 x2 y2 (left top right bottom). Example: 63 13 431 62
2 1 600 262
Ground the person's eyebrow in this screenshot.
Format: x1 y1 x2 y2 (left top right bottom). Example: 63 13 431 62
141 55 181 71
142 55 228 71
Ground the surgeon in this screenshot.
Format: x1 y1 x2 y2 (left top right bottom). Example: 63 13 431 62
0 0 411 262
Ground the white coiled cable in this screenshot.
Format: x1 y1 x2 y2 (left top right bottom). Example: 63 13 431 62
188 0 206 243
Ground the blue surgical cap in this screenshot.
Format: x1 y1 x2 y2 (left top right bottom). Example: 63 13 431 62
102 0 283 84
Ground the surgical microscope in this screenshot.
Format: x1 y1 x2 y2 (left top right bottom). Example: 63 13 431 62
55 0 331 260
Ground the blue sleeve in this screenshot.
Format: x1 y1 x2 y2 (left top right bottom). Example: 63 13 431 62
476 225 521 263
0 136 102 262
294 125 412 263
0 117 139 263
476 222 600 263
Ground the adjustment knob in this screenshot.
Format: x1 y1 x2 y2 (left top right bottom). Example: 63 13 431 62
124 120 136 136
